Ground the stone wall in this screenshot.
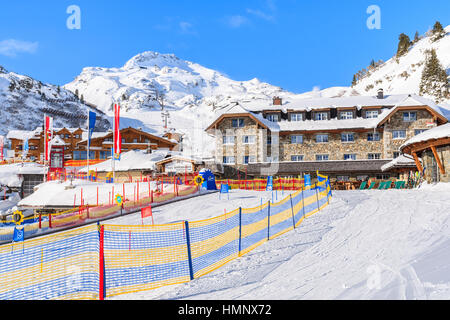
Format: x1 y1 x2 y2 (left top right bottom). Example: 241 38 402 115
279 131 384 161
383 109 435 158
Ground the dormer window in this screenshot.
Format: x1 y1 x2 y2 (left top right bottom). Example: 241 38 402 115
314 112 328 121
267 114 280 122
340 111 354 120
290 113 303 121
365 110 379 119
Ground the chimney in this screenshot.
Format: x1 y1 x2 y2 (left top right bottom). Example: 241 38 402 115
273 96 282 106
377 88 384 99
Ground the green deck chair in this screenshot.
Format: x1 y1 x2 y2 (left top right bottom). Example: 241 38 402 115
377 181 386 189
359 181 367 190
384 181 392 189
367 181 377 190
394 181 404 189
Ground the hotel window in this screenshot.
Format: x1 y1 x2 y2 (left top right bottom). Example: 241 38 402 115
60 134 65 139
223 136 235 145
121 138 126 143
65 134 70 139
393 152 401 159
414 129 427 135
340 111 354 120
266 156 279 163
291 155 304 162
337 176 350 181
316 134 328 143
290 135 303 144
341 133 354 142
290 113 303 121
267 114 280 122
392 130 406 139
368 153 381 160
223 156 235 164
367 132 380 141
74 134 81 139
133 138 138 143
376 174 390 180
403 111 417 122
315 112 328 121
99 151 107 159
242 135 256 144
365 110 379 119
267 135 278 145
232 118 245 128
243 155 256 164
344 154 357 160
316 154 329 161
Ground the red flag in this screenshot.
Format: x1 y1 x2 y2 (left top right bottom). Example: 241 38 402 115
44 116 53 161
141 205 154 225
0 136 4 161
114 104 121 159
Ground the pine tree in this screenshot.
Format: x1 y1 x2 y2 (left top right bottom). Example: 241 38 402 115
419 49 449 103
75 89 79 98
413 31 420 43
396 33 411 57
351 74 357 87
431 21 445 42
57 85 60 94
80 94 84 103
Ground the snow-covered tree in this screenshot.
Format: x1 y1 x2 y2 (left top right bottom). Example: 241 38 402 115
419 49 449 103
396 33 411 58
431 21 446 42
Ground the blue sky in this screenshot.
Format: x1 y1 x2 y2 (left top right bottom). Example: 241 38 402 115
0 0 449 93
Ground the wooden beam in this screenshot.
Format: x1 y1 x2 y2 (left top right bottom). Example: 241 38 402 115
412 152 423 172
431 146 445 175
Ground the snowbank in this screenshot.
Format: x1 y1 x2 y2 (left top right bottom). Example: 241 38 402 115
0 163 46 187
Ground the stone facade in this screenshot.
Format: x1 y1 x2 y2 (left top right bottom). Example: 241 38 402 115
279 130 384 161
422 145 450 183
383 109 435 158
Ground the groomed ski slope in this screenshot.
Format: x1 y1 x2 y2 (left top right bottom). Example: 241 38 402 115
109 184 450 300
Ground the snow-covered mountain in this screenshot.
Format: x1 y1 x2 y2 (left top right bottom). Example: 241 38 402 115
0 67 111 136
64 51 286 114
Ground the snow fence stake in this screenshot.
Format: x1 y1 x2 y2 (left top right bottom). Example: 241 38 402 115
267 201 271 241
289 194 295 229
98 222 105 300
301 186 306 219
184 221 194 281
238 207 242 256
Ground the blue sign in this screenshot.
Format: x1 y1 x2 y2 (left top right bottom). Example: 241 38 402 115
13 227 24 242
304 174 311 186
199 169 217 190
266 176 273 191
220 184 229 194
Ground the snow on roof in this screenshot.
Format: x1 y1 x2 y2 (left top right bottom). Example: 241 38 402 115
400 123 450 150
209 94 445 133
78 149 169 173
381 154 419 172
0 163 46 187
51 135 67 146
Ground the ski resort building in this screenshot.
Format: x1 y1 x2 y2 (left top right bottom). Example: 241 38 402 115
205 91 448 182
6 126 177 163
400 123 450 183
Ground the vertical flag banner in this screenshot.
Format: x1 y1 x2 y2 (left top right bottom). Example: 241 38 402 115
0 136 4 161
266 176 273 191
114 104 121 160
88 111 97 145
44 116 53 162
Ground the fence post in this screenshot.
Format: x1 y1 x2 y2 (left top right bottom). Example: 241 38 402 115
289 194 295 229
98 223 105 300
267 201 271 241
301 186 306 219
238 207 242 256
315 183 320 212
49 213 52 228
38 212 41 229
184 221 194 281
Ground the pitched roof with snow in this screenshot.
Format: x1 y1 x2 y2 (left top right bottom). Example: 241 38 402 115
400 123 450 151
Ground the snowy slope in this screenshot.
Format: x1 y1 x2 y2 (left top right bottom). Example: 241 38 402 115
108 185 450 300
0 67 111 136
